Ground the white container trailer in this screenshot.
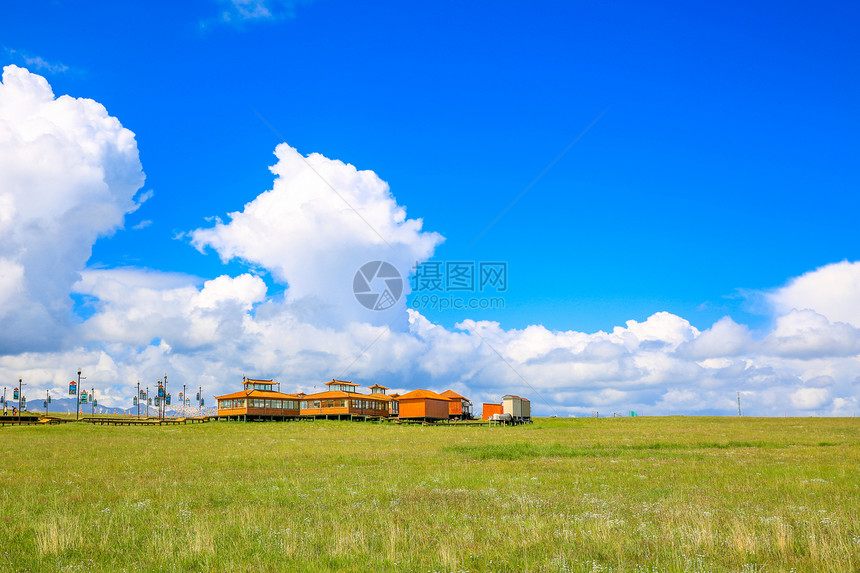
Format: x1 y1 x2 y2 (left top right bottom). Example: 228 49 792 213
502 395 531 422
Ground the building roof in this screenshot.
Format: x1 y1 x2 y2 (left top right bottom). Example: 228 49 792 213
325 379 359 387
503 394 530 401
396 389 451 401
245 378 274 383
300 390 390 401
367 384 389 390
215 389 300 400
441 389 467 400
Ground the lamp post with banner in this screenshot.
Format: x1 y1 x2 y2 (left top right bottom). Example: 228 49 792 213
156 376 165 420
161 373 173 418
14 377 25 420
69 378 76 416
155 375 172 420
80 388 89 416
73 368 86 420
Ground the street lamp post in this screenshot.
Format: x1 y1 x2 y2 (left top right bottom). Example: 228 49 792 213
75 369 86 420
155 377 168 420
90 387 96 416
135 381 141 418
196 385 204 415
16 377 25 421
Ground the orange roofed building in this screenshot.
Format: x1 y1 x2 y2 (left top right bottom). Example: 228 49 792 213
441 390 473 420
396 389 451 421
215 378 301 421
368 384 398 417
299 380 390 419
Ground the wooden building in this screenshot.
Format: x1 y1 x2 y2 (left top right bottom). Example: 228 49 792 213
389 392 400 417
299 380 390 419
215 378 301 421
397 389 451 421
441 390 473 420
368 384 398 417
214 377 492 424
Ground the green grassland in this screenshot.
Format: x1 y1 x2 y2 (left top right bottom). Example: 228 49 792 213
0 417 858 572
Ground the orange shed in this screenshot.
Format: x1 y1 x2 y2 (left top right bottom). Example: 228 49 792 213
441 389 473 420
396 389 451 421
482 402 503 420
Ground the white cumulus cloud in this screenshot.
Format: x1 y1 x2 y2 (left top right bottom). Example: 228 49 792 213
768 260 860 328
74 270 267 351
677 316 752 359
761 309 860 358
0 65 144 353
790 387 831 410
190 142 443 329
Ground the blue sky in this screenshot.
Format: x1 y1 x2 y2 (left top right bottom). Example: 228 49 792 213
1 1 859 414
5 0 857 332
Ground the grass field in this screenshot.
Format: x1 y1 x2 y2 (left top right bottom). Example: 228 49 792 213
0 416 857 572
